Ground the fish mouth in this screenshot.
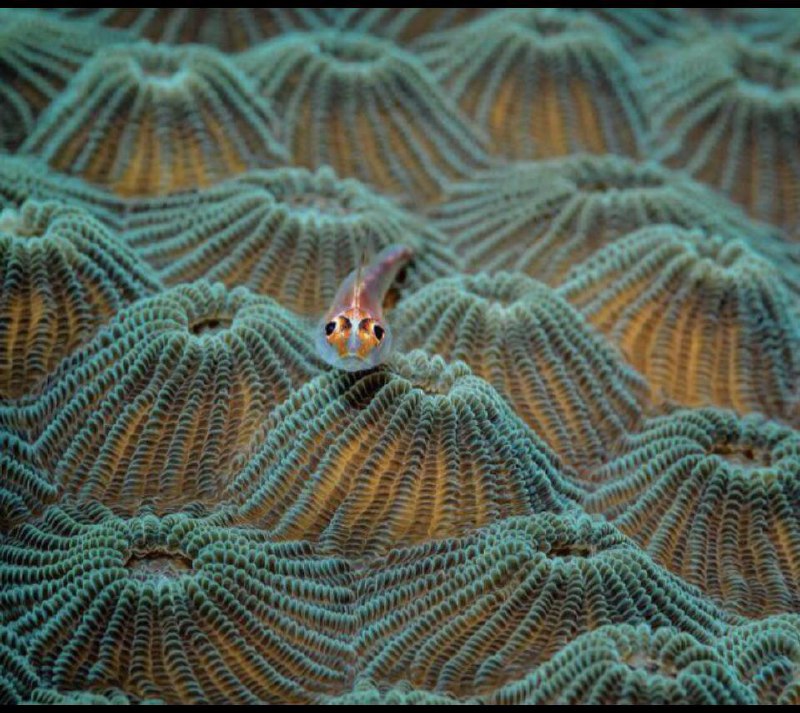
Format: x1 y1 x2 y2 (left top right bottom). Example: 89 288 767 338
336 353 375 372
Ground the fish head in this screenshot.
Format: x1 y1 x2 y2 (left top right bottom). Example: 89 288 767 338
315 307 392 372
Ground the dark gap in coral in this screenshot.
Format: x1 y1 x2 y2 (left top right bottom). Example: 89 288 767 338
574 172 664 193
318 37 383 66
125 549 193 580
521 15 569 37
548 543 599 558
135 52 183 79
709 442 772 468
190 316 233 335
283 192 352 217
735 50 795 91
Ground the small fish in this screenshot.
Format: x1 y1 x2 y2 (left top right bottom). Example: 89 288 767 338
315 244 413 372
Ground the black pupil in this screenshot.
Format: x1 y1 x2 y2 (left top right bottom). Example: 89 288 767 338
373 324 384 341
325 321 336 336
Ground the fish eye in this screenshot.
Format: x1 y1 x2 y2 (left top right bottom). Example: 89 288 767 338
373 324 385 341
325 321 337 336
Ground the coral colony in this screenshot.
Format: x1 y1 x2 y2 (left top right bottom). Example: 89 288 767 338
0 7 799 706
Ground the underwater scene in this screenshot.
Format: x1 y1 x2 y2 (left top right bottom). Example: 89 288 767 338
0 6 799 705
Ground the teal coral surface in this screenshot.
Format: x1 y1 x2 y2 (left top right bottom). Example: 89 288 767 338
0 7 799 706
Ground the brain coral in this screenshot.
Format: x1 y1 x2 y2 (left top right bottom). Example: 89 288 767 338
0 503 356 703
485 624 752 704
392 273 647 472
226 352 580 558
422 9 647 159
21 42 288 197
559 226 800 420
120 166 459 316
433 154 784 286
0 200 159 399
52 8 323 52
238 31 489 206
0 282 320 520
584 408 800 618
0 10 123 150
646 34 800 231
355 513 727 697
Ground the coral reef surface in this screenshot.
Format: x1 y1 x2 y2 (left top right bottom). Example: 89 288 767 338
0 6 799 706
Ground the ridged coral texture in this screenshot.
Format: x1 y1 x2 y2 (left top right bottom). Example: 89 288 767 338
0 7 798 706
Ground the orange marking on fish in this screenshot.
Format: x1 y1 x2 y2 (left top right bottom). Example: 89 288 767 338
316 245 413 372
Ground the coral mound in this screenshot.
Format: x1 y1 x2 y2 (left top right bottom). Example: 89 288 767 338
585 408 800 618
393 273 647 471
434 154 780 286
227 352 580 557
238 31 489 206
355 513 727 697
22 42 288 196
121 167 459 315
0 503 356 704
423 9 647 159
0 200 158 398
0 282 320 519
560 225 800 420
647 33 800 231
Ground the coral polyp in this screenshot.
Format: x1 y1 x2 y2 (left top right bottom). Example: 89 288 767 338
422 9 647 159
647 34 800 231
0 200 158 398
22 42 288 196
356 514 727 697
0 282 320 517
392 273 647 472
434 154 778 286
585 408 800 617
0 504 356 703
121 167 459 315
227 353 580 557
238 31 489 205
560 226 800 420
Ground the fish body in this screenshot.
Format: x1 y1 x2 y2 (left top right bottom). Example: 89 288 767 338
316 244 413 371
